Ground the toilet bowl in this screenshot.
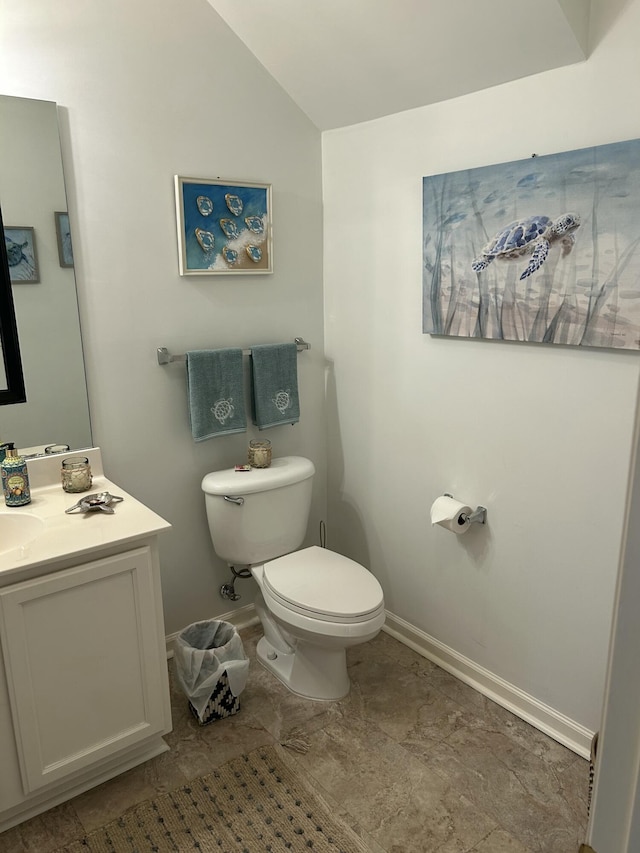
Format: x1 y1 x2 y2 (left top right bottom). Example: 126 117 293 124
201 456 385 701
252 546 385 700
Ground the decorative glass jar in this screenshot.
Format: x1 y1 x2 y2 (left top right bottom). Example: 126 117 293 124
61 456 92 493
248 439 272 468
45 444 70 454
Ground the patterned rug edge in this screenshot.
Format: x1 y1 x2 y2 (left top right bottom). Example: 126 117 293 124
55 743 371 852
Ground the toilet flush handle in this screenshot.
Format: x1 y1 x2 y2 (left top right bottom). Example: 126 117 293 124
223 495 245 506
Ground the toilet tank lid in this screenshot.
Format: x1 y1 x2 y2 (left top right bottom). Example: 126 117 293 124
201 455 315 495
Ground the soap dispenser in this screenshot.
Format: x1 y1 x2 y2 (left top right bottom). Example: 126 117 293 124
1 444 31 506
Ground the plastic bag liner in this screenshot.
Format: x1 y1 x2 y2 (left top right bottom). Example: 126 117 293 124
174 620 249 722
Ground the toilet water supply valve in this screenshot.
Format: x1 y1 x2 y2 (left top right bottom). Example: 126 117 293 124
220 564 252 601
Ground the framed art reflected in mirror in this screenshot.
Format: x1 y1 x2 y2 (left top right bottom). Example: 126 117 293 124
55 211 73 268
0 205 27 404
4 225 39 283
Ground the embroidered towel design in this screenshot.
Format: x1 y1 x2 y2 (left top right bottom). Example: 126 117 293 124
186 349 247 440
250 343 300 429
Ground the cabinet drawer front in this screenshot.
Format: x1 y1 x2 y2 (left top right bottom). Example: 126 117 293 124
0 547 167 793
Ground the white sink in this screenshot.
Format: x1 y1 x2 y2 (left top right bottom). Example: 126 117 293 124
0 512 45 555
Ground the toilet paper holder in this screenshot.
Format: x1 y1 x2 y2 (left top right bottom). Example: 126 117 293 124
444 494 487 525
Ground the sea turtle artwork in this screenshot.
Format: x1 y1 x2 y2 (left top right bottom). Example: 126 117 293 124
211 397 235 425
5 237 30 267
272 390 291 414
471 213 581 280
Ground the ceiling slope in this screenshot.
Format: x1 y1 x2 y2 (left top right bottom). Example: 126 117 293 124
207 0 589 131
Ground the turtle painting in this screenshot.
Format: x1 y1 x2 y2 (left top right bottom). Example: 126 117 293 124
5 237 30 268
472 213 581 280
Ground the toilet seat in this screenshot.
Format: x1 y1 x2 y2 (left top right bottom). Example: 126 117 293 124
263 546 384 624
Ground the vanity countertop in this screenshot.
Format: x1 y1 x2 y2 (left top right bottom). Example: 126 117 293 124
0 450 170 582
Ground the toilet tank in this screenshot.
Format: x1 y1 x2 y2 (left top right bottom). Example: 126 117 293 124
201 456 315 565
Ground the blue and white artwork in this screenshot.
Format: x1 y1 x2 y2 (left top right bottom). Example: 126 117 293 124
423 139 640 350
55 212 74 268
4 226 39 283
175 177 272 275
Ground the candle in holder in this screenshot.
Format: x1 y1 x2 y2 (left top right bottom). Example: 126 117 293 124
61 456 92 493
248 439 272 468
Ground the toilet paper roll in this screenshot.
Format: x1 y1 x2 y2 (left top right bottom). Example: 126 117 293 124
430 496 472 535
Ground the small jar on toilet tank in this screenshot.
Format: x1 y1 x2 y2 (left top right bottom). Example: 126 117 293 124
248 439 272 468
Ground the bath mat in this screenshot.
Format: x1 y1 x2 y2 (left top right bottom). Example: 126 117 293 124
56 745 368 852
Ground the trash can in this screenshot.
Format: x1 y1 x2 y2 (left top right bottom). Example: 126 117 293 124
174 620 249 725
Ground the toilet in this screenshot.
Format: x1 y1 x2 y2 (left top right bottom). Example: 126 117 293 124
201 456 385 700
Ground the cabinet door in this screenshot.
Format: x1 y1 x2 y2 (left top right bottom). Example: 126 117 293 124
0 547 167 794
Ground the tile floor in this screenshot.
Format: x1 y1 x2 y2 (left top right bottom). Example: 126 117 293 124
0 625 589 853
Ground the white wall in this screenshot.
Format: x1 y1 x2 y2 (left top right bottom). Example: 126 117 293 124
322 0 640 733
0 0 326 634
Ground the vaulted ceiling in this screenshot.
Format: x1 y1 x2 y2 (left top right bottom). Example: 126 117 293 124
207 0 590 130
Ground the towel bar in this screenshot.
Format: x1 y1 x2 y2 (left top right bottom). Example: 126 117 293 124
157 337 311 365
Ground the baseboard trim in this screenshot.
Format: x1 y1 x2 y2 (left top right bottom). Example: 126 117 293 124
383 610 593 759
164 605 591 758
165 604 259 658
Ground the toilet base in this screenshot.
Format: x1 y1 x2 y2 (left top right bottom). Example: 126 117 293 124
256 635 350 701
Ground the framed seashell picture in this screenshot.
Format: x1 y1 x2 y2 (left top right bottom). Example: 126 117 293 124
175 176 272 275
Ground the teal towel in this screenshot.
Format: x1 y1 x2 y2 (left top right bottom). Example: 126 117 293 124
250 343 300 429
186 349 247 440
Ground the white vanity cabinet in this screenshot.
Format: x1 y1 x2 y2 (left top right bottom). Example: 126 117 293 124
0 455 172 832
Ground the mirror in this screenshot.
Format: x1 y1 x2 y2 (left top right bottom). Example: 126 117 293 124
0 95 92 452
0 202 26 404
